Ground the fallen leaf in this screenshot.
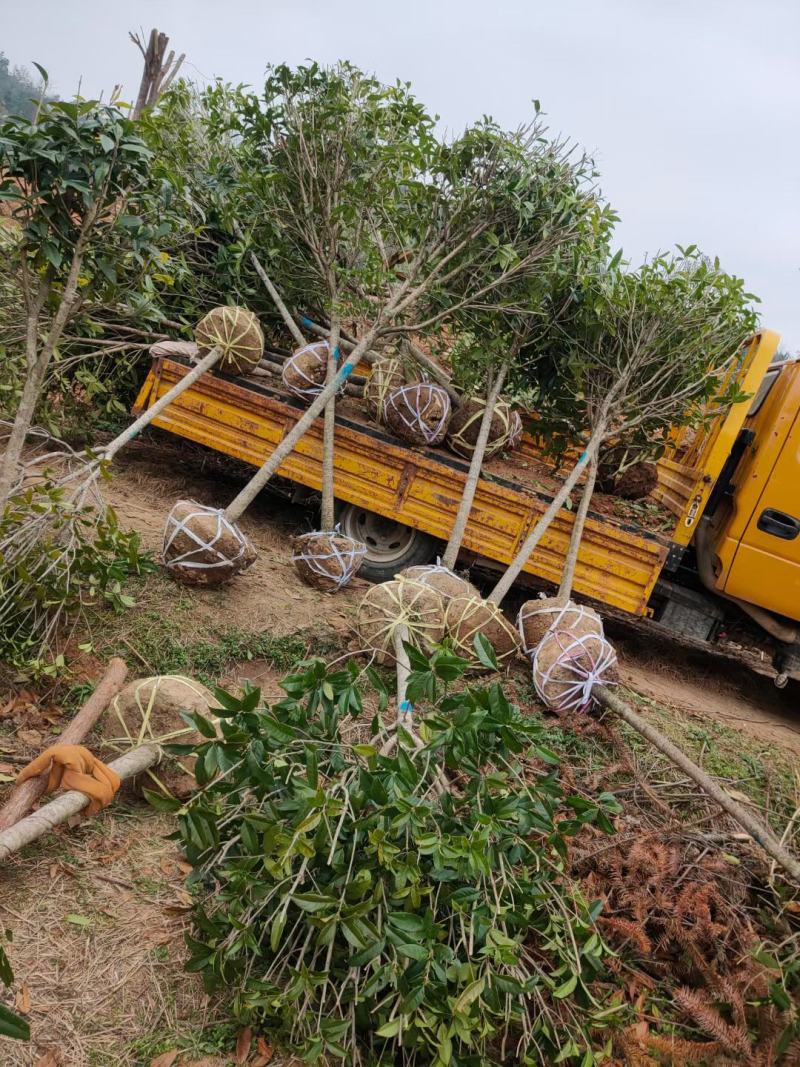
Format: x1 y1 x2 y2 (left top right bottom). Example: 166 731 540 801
235 1026 252 1063
160 856 176 877
149 1052 179 1067
65 913 92 927
785 900 800 914
15 983 30 1014
0 761 15 774
17 729 43 747
252 1037 274 1066
34 1051 60 1067
177 860 193 876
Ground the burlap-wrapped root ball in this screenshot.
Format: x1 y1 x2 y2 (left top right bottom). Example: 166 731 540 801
292 530 367 592
517 598 603 657
384 382 452 447
364 356 406 422
195 306 264 374
101 675 218 797
282 340 331 401
613 462 658 500
444 595 521 669
532 629 618 713
163 499 256 587
397 564 480 601
357 577 446 664
446 397 516 459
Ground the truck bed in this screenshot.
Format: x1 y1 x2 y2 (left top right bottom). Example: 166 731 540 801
134 356 670 616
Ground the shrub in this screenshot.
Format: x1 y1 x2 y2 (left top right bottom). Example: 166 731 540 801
169 651 624 1065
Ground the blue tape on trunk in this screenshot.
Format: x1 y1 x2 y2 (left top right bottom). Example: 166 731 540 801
399 700 413 712
341 363 354 379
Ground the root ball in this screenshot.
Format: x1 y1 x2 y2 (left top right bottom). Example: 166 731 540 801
444 595 520 668
364 357 406 422
292 530 367 592
162 499 256 587
517 597 603 656
282 341 330 401
447 397 515 459
397 564 479 601
384 382 451 446
532 629 618 712
195 306 264 374
357 577 446 663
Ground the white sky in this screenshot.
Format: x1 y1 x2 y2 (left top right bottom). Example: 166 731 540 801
5 0 799 351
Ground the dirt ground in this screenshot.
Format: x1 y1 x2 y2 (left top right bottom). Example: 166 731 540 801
2 436 798 1065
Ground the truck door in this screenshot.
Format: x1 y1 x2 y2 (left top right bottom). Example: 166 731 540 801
722 407 800 619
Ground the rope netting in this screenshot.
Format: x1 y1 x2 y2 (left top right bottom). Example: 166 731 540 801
517 599 602 657
507 410 524 451
292 530 367 591
357 576 446 662
281 340 332 399
162 501 253 584
447 398 515 459
444 595 521 666
364 356 405 422
532 629 618 712
195 305 264 373
384 382 452 446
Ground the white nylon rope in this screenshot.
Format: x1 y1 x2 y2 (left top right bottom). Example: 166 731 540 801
449 400 512 457
532 629 617 713
292 530 367 589
517 600 598 657
163 504 249 572
385 383 451 444
282 340 332 399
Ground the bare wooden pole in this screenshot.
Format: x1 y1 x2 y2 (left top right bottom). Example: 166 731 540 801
0 657 128 831
556 452 599 602
596 687 800 884
0 744 159 862
130 29 185 119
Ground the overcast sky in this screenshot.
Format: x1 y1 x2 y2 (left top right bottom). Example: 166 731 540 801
5 0 799 351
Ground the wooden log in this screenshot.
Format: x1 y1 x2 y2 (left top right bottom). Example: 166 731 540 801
596 686 800 884
0 744 160 862
0 657 128 831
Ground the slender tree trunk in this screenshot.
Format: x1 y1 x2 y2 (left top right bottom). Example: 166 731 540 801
232 224 307 349
0 658 128 831
102 347 222 462
406 340 461 405
320 317 340 530
441 361 509 570
1 205 99 503
488 437 601 606
556 451 599 602
595 687 800 883
224 329 380 523
0 743 159 862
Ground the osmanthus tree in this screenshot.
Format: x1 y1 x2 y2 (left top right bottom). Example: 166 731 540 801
488 248 759 606
432 120 615 570
0 98 158 502
217 68 611 531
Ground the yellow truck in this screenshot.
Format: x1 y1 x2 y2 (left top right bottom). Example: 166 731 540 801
133 327 800 686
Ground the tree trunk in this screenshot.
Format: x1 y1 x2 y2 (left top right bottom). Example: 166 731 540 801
320 318 340 531
224 329 380 523
595 687 800 884
0 351 51 504
0 658 128 831
102 347 222 462
556 451 599 602
441 362 509 570
0 743 159 862
488 438 600 607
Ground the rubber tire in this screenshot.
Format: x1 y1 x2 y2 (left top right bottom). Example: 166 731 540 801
336 502 438 583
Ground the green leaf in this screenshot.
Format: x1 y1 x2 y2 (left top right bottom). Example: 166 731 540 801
375 1017 403 1038
0 1002 30 1041
395 942 428 961
453 976 485 1014
65 913 92 927
142 789 183 813
552 973 578 999
473 634 498 671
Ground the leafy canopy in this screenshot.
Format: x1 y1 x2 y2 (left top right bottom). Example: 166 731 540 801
167 649 623 1065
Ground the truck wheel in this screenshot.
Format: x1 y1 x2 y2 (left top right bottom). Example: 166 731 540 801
337 503 437 583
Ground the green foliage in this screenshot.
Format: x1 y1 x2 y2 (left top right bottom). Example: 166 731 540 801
0 931 29 1042
531 246 760 460
0 478 156 675
173 654 623 1064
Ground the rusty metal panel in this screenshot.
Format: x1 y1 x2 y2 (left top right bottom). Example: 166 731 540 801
136 360 668 616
